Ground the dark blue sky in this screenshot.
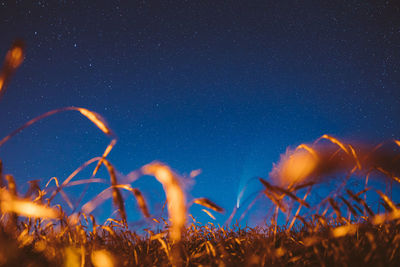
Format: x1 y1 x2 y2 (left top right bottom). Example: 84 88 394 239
0 1 399 226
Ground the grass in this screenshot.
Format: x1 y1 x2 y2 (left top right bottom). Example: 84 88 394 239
1 40 400 266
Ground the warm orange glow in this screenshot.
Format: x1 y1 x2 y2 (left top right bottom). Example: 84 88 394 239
64 247 81 267
0 189 59 219
271 149 318 187
91 250 115 267
7 46 24 69
332 224 357 238
0 76 4 91
395 139 400 147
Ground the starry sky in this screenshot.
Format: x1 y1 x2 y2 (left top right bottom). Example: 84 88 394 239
0 1 399 227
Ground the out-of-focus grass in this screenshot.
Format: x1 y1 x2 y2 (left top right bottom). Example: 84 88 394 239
2 207 400 266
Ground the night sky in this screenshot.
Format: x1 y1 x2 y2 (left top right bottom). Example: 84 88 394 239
0 1 399 227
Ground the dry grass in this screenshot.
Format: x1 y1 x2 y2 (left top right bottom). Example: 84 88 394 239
1 41 400 266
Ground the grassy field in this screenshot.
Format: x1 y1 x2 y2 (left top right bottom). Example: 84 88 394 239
1 41 400 267
1 195 400 267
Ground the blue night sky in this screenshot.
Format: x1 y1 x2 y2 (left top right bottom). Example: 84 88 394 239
0 1 399 227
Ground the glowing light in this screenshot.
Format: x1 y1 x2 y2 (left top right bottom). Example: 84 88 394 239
7 46 24 69
395 139 400 147
91 250 114 267
0 189 59 219
332 224 357 238
0 76 4 91
271 149 318 187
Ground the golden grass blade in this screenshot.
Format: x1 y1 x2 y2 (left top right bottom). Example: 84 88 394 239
192 198 224 213
46 176 60 188
62 157 102 188
263 189 287 213
201 209 216 220
101 225 116 238
259 178 310 208
376 190 397 212
347 144 362 170
104 218 124 227
376 167 400 184
346 189 374 216
92 139 117 177
287 186 312 232
259 178 275 191
102 159 127 226
292 181 315 191
355 187 371 198
130 188 150 218
296 144 318 159
48 157 102 203
141 161 186 243
273 185 310 208
157 237 171 259
90 214 97 236
339 196 358 218
112 184 150 218
76 108 113 136
0 107 114 149
315 134 350 154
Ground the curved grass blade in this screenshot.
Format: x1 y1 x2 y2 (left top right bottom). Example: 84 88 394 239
192 198 224 213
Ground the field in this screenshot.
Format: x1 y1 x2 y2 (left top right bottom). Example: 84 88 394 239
1 41 400 267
